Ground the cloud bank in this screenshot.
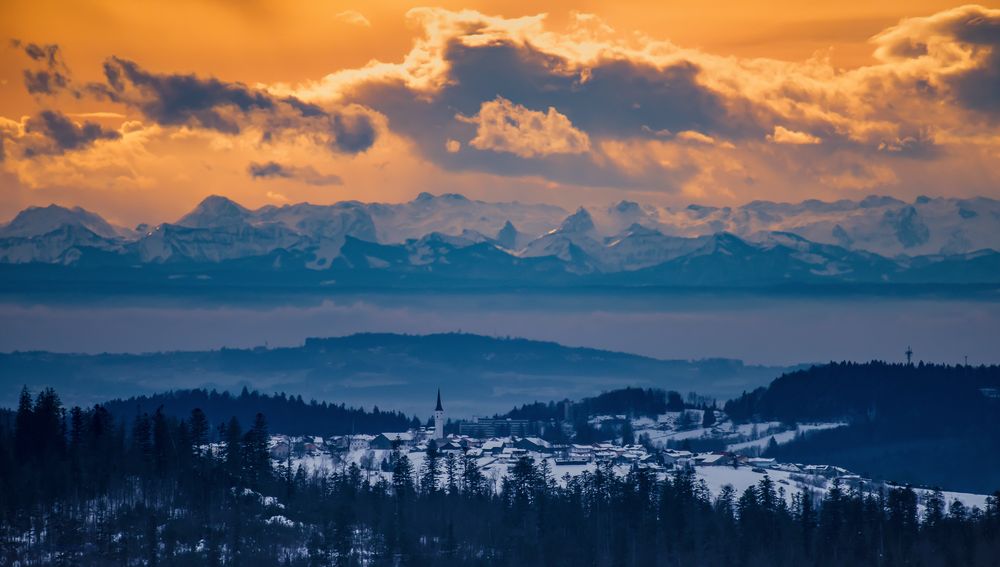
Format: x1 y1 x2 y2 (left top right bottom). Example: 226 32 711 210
2 4 999 221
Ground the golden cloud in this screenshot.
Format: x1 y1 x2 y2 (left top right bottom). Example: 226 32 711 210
3 4 1000 223
456 97 590 158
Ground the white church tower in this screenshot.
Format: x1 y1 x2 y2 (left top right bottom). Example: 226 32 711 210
434 389 445 440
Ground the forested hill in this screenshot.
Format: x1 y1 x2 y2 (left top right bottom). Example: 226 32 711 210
101 388 416 436
724 361 1000 424
724 362 1000 493
0 332 798 416
503 386 704 421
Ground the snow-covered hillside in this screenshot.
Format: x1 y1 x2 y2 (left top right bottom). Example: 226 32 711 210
278 436 989 513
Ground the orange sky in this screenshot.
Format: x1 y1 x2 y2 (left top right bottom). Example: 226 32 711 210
1 1 998 225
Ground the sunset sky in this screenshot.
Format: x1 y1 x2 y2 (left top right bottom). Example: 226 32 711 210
1 1 998 226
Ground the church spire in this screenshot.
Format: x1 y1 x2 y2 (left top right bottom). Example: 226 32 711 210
435 388 443 412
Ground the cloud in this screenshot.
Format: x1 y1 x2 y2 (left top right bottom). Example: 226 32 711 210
68 112 127 119
247 161 343 186
288 6 1000 196
676 131 717 145
86 57 377 154
95 57 275 133
5 6 1000 212
457 97 590 158
14 41 74 96
768 126 821 145
336 10 371 28
872 5 1000 116
9 41 379 158
14 111 121 157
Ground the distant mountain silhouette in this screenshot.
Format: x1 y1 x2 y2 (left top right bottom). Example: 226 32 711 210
0 332 800 416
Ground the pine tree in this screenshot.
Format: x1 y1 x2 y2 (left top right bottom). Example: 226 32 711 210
420 439 441 495
444 452 458 495
923 488 945 529
189 408 209 455
461 452 485 496
222 416 243 481
391 450 414 497
242 413 270 488
131 412 153 471
798 489 815 554
33 388 64 460
620 419 635 445
14 386 34 460
702 407 716 428
152 406 172 474
766 435 779 455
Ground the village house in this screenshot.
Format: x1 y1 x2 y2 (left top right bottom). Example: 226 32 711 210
695 452 734 466
370 432 415 450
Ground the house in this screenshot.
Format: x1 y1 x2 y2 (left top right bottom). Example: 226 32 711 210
747 457 776 469
481 439 507 455
348 434 375 452
326 436 349 450
661 449 694 466
370 432 415 450
436 440 464 452
458 417 532 438
513 437 552 453
695 452 733 466
499 447 529 463
569 444 594 461
802 464 849 477
269 441 291 460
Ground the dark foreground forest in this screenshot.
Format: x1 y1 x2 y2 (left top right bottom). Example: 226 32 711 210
1 387 999 566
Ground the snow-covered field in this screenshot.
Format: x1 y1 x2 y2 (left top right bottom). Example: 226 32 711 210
628 410 846 453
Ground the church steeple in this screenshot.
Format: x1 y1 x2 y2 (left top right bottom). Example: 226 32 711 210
433 389 444 439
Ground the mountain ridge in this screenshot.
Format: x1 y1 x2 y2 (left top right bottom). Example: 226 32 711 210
1 194 998 287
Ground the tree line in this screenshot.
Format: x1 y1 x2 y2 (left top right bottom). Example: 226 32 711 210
1 385 999 566
100 387 417 437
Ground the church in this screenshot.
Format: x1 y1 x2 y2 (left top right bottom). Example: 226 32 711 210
433 388 445 440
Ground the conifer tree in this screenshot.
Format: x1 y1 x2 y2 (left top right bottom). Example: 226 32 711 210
420 439 441 495
189 408 209 453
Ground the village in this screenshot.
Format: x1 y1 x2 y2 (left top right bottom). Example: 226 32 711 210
260 390 988 510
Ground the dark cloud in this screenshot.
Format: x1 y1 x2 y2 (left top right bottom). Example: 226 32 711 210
439 41 745 140
23 70 70 95
344 37 751 189
22 42 61 67
949 14 1000 115
91 57 377 152
249 161 291 179
96 57 275 133
330 113 377 153
247 161 343 186
876 6 1000 117
22 110 120 156
14 41 74 96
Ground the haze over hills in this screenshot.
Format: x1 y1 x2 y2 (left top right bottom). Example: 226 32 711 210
0 193 998 288
0 332 802 416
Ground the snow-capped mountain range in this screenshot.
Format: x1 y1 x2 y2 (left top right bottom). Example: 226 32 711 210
1 193 998 286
